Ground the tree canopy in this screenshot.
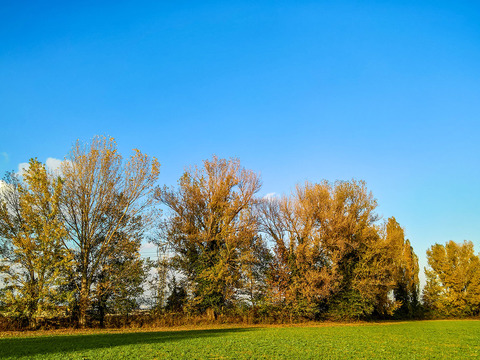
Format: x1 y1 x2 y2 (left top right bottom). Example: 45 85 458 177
156 156 265 314
0 159 72 327
423 240 480 317
2 136 478 329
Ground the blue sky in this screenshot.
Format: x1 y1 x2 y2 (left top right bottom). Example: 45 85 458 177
1 1 479 280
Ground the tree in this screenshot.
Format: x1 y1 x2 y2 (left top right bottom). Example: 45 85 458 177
0 159 72 328
258 184 335 318
238 235 272 308
156 156 264 314
164 276 187 312
60 136 160 327
259 180 402 320
383 217 419 318
423 240 480 317
91 212 148 327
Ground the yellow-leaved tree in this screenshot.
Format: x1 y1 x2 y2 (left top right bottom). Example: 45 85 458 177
258 180 407 320
59 136 160 327
0 159 73 328
156 156 266 315
423 240 480 317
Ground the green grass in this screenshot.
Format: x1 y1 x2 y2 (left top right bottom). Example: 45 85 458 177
0 320 479 359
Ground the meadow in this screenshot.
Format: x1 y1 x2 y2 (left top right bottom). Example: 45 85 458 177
0 320 478 359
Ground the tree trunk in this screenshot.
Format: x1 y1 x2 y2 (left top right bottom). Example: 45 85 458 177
99 299 105 328
79 274 89 328
27 278 38 330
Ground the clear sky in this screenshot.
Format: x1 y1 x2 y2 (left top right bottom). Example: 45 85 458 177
1 1 479 282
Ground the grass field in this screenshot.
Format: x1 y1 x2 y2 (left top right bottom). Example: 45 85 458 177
0 320 478 359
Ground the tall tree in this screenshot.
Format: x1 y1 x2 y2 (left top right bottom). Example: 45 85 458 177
156 156 264 314
258 184 334 318
383 217 420 318
0 160 72 328
60 136 160 327
259 180 401 319
423 240 480 317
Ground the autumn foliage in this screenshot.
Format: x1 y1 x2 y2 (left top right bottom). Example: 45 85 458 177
423 240 480 317
0 136 477 329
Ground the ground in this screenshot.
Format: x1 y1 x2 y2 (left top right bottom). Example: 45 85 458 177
0 320 478 359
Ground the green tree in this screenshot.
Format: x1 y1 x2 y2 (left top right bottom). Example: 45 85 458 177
156 156 263 314
164 276 187 312
0 160 73 328
91 213 148 327
423 240 480 317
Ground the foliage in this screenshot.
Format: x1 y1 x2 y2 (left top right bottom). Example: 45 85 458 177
423 240 480 317
164 276 188 312
259 180 403 319
384 217 420 318
91 215 149 327
0 138 475 328
146 253 169 313
59 136 160 327
156 156 265 313
237 235 272 307
0 159 73 327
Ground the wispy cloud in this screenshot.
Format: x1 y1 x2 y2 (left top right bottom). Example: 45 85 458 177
0 152 8 163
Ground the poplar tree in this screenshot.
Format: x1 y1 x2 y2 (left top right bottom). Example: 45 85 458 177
384 217 420 318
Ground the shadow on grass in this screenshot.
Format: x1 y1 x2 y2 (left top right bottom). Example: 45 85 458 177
0 327 252 358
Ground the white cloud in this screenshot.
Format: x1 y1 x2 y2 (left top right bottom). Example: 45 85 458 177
0 152 8 163
17 162 30 177
263 192 277 200
16 157 65 178
46 157 63 172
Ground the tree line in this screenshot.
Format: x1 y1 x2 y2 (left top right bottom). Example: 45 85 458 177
0 136 478 329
